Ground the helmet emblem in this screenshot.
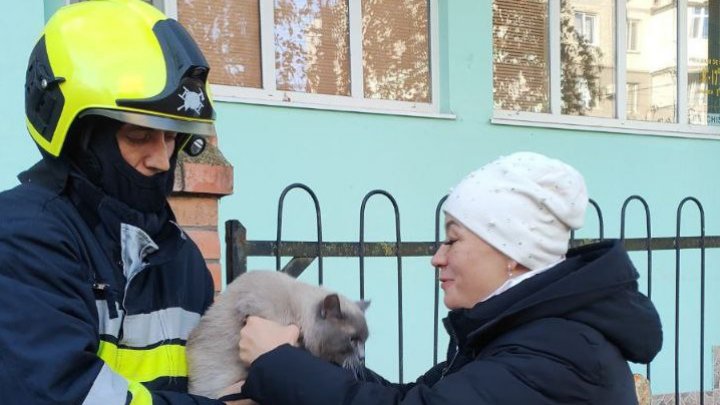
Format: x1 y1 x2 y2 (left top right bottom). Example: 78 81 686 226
177 86 205 115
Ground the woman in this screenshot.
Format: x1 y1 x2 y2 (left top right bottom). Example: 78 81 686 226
236 152 662 404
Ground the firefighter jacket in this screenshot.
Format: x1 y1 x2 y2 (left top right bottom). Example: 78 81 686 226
0 159 222 405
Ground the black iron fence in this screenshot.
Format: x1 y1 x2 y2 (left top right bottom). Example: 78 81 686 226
225 183 720 403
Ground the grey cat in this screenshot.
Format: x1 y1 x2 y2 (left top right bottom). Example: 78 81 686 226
186 270 370 399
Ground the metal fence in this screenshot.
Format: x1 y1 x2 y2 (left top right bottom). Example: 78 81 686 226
225 183 720 403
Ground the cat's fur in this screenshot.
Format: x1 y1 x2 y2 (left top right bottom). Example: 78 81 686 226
186 270 370 399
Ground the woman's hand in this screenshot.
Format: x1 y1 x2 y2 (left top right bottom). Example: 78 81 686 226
238 316 301 366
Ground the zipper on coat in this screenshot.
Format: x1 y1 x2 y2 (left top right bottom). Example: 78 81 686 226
441 349 460 379
441 324 460 379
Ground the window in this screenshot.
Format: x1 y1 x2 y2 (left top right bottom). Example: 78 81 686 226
627 19 639 52
627 82 640 116
688 74 707 124
493 0 720 138
492 0 550 113
165 0 441 117
690 6 709 39
574 12 599 46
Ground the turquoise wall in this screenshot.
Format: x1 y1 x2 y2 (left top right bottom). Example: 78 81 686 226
0 1 44 190
12 0 720 395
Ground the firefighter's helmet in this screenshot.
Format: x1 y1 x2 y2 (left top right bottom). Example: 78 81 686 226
25 0 215 157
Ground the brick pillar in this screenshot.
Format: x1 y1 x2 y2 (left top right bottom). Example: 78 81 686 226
169 137 233 292
633 374 650 405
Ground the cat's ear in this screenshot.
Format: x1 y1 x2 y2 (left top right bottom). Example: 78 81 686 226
320 294 343 319
356 300 371 312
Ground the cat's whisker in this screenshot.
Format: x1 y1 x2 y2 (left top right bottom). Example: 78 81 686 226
344 360 355 377
342 355 365 380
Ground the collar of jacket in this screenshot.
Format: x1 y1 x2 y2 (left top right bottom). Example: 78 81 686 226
18 157 71 194
67 172 186 266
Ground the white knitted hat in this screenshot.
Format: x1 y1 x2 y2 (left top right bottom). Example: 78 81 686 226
443 152 588 270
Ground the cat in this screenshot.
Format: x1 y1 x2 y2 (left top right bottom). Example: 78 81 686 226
186 270 370 399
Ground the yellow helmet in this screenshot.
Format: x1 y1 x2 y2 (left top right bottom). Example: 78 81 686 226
25 0 216 157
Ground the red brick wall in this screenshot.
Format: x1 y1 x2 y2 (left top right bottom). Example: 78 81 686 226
169 139 233 292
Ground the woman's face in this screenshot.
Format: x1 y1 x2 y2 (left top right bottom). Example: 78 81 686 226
431 214 512 310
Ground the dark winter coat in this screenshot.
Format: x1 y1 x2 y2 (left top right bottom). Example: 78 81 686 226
0 160 222 405
242 240 663 404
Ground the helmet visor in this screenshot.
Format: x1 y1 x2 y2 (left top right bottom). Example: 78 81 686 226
80 108 216 136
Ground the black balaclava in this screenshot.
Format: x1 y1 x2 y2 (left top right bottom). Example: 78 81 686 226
70 118 178 214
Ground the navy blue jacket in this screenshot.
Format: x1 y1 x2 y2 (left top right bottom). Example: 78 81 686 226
0 160 222 405
243 240 663 404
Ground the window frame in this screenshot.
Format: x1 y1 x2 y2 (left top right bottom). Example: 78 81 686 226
627 82 640 114
627 19 640 52
492 0 719 140
574 11 600 46
163 0 449 119
689 5 709 39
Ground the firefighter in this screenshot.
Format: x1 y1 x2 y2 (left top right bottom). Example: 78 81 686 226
0 1 238 403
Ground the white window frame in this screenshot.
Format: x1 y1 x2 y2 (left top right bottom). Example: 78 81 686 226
162 0 449 119
627 19 639 52
493 0 719 140
689 5 709 39
574 11 599 46
627 82 639 114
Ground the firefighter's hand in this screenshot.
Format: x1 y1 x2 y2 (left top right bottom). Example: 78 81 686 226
238 316 300 366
